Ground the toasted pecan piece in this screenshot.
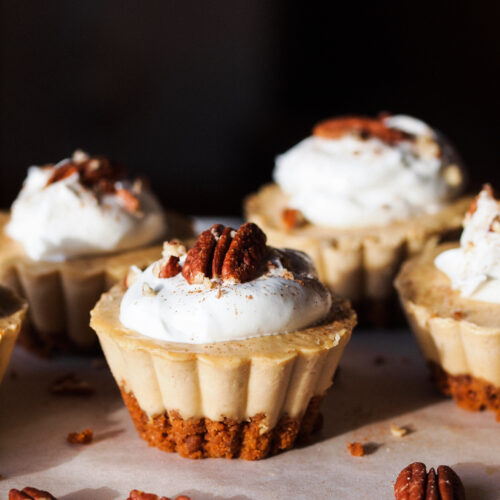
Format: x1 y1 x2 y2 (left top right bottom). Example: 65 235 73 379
394 462 465 500
212 226 234 278
346 441 365 457
281 208 306 230
67 428 93 445
9 487 57 500
182 224 224 284
127 490 191 500
221 222 267 283
313 115 410 144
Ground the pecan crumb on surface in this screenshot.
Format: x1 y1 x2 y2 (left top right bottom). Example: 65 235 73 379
50 373 94 396
9 487 57 499
394 462 466 500
66 428 93 445
127 490 191 500
390 423 409 438
347 441 365 457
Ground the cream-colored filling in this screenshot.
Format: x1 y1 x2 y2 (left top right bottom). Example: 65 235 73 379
91 286 354 427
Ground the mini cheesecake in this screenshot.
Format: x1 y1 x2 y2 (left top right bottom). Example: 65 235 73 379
246 114 471 325
91 223 356 459
396 187 500 420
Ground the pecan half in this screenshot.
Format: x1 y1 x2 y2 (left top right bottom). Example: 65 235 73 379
182 224 224 284
394 462 465 500
9 487 57 500
221 222 267 283
313 115 411 144
182 223 267 285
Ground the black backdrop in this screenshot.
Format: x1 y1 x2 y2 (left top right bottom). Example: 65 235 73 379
1 1 499 214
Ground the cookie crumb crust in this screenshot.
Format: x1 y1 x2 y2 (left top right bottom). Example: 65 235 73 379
121 388 323 460
429 362 500 421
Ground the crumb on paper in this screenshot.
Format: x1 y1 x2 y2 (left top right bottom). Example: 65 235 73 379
50 373 94 397
347 441 365 457
127 490 192 500
67 428 93 445
390 423 409 438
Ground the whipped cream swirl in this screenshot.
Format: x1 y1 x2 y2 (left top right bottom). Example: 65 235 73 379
274 114 465 228
435 187 500 303
120 248 332 344
6 152 166 261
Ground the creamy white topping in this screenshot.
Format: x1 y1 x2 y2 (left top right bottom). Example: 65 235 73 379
120 248 332 344
435 187 500 303
274 115 464 228
6 158 166 261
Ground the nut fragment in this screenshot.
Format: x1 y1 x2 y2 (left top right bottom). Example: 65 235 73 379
347 441 365 457
394 462 466 500
116 188 140 212
390 423 409 438
142 283 157 297
282 208 306 230
127 490 191 500
157 240 186 278
67 428 93 445
313 115 410 144
9 487 57 500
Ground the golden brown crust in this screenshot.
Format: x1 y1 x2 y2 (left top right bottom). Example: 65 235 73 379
429 362 500 421
121 388 323 460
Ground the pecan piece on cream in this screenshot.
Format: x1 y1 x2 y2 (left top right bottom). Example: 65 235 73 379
394 462 466 500
313 115 411 144
182 224 224 284
157 240 186 278
9 487 57 500
221 222 267 283
182 223 267 285
281 208 306 230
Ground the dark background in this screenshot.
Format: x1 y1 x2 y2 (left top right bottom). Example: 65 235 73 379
1 1 499 214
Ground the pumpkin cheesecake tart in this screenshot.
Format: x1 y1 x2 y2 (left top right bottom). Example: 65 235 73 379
395 186 500 420
0 150 192 352
0 286 27 383
91 222 356 459
246 114 471 324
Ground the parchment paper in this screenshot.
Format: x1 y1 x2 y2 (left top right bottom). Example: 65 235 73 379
1 331 499 500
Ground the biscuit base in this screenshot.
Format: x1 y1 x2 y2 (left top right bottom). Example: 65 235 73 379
121 388 323 460
429 362 500 422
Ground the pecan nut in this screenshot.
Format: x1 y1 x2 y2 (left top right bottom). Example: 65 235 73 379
313 115 410 144
9 487 57 500
394 462 466 500
282 208 306 230
182 223 267 285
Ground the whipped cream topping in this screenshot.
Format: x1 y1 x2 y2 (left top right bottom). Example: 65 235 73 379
6 153 166 261
120 248 332 344
274 114 465 228
435 187 500 303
